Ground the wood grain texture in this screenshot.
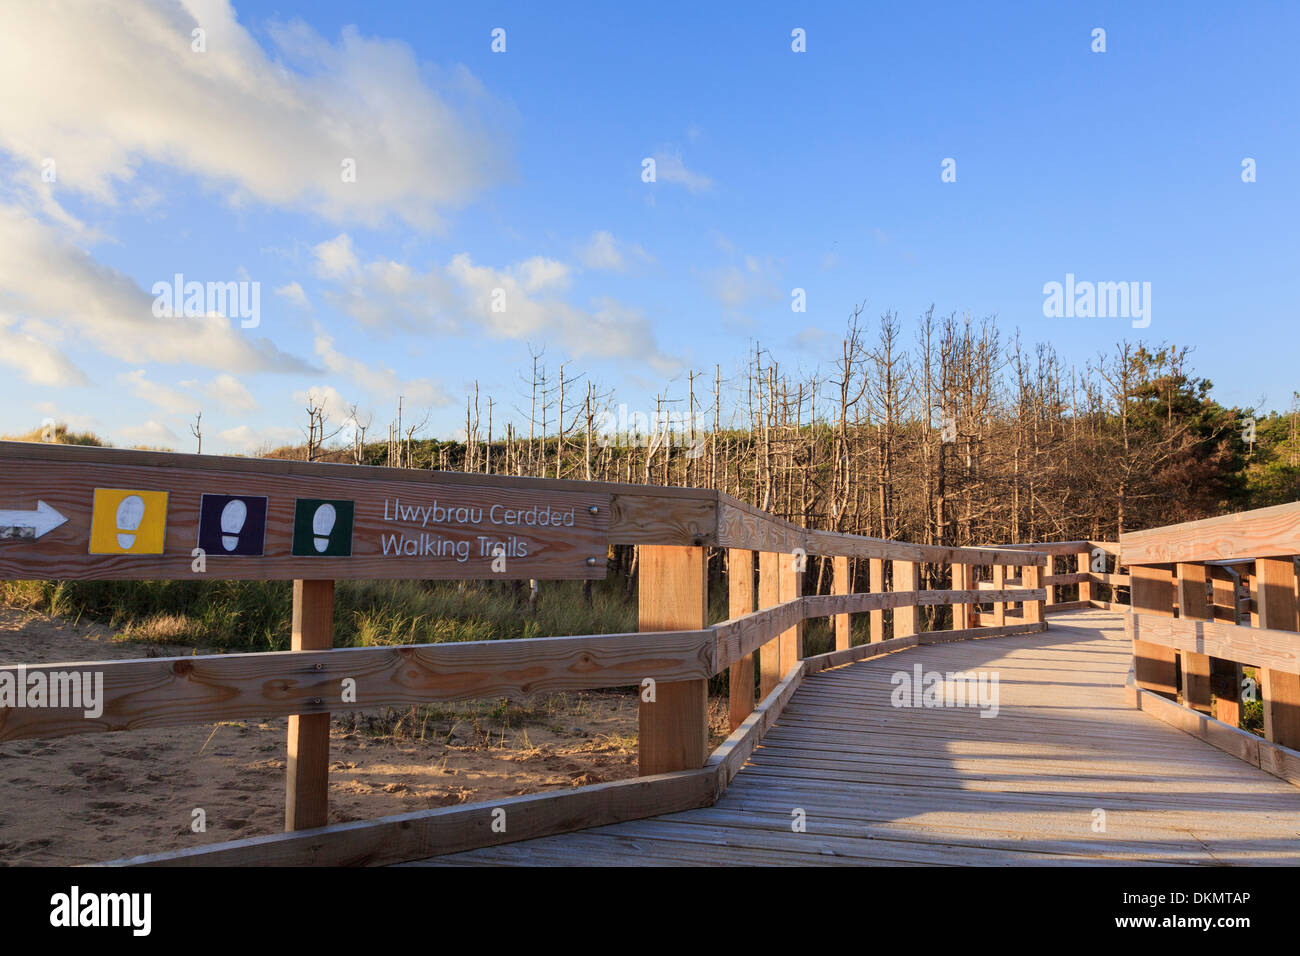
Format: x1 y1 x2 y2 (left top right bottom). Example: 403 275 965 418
0 629 714 742
1120 500 1300 565
1256 557 1300 749
1078 552 1093 603
1131 564 1178 700
778 552 803 678
110 767 719 866
1175 563 1212 716
726 549 755 733
286 579 334 831
893 560 920 638
832 555 851 651
0 455 609 581
425 608 1300 867
869 558 884 643
637 545 709 776
1128 613 1300 676
714 494 1044 565
758 551 782 698
1022 564 1044 624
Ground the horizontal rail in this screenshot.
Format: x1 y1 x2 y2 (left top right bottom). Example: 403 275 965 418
1120 500 1300 565
718 494 1046 565
0 586 1047 743
105 612 1048 866
1128 613 1300 675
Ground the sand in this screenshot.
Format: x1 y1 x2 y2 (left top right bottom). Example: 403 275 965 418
0 607 699 866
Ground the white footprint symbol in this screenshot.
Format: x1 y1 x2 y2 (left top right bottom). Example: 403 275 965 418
220 499 248 552
312 503 336 553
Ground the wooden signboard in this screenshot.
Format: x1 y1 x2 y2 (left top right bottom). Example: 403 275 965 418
0 444 609 581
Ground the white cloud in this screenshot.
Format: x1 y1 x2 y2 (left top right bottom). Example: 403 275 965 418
652 150 713 193
0 205 312 374
205 373 258 413
275 281 310 309
0 317 88 386
580 231 653 272
0 1 508 230
312 235 361 280
314 331 453 410
118 420 181 449
708 255 783 310
121 369 199 413
217 423 300 453
305 239 677 370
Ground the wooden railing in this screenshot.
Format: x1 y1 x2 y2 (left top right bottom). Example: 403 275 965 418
1120 501 1300 786
0 441 1083 864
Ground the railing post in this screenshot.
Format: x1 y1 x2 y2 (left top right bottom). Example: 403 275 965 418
1176 562 1213 715
832 555 851 651
1209 566 1242 726
727 548 756 732
953 562 971 629
286 578 334 831
1044 556 1056 609
1023 563 1044 624
991 564 1006 626
1131 564 1178 701
893 560 920 637
778 552 804 676
758 551 781 697
1256 557 1300 748
1077 550 1092 604
638 545 708 776
869 558 884 642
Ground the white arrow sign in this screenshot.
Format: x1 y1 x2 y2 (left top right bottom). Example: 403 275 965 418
0 500 68 540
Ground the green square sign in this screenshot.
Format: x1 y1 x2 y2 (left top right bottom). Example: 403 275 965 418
292 499 354 556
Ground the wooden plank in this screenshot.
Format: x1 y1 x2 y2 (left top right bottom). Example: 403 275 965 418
715 494 1045 566
893 560 920 638
638 545 709 776
984 541 1093 556
727 549 755 733
0 627 715 743
801 635 918 672
991 564 1006 627
1131 564 1178 700
917 622 1046 645
1023 564 1044 624
708 663 805 787
869 558 884 643
1256 557 1300 749
1128 614 1300 676
758 551 781 698
1043 572 1088 586
1078 551 1092 603
778 552 803 677
1120 500 1300 566
1044 600 1090 613
952 562 972 629
0 449 610 581
1176 563 1212 715
1131 688 1263 769
110 767 719 866
832 555 851 651
286 579 333 831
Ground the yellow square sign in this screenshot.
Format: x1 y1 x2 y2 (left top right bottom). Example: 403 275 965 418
89 488 169 555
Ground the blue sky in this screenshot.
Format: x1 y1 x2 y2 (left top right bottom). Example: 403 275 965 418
0 1 1296 453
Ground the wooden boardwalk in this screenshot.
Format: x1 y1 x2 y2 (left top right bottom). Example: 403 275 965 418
410 608 1300 866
